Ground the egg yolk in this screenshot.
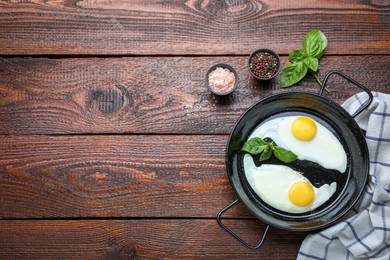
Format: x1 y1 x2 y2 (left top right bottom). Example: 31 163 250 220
291 117 317 141
288 181 314 207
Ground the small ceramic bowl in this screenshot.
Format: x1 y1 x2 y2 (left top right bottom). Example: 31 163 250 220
206 63 238 96
248 49 281 80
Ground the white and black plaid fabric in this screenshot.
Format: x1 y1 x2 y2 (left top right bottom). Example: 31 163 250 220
298 92 390 260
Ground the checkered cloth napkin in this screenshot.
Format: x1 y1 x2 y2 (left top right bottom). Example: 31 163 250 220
298 92 390 260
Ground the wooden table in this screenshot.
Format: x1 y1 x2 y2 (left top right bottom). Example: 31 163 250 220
0 1 389 259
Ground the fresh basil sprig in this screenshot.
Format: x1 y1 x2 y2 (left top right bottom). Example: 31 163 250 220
241 137 298 163
281 29 329 92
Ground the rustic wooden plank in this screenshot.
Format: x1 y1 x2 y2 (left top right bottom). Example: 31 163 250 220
0 56 389 135
0 0 389 55
0 135 257 219
0 219 307 259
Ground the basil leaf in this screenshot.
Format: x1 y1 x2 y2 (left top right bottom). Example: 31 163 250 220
241 137 268 155
289 50 305 63
303 30 328 59
272 146 298 163
303 56 319 72
260 145 272 161
241 137 298 164
281 62 308 88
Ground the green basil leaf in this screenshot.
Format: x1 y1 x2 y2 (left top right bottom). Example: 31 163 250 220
303 29 328 59
289 50 305 63
281 62 308 88
303 56 319 72
272 146 298 163
241 137 268 155
259 145 272 161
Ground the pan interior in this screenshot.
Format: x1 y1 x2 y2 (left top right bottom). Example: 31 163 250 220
238 111 350 219
226 92 369 230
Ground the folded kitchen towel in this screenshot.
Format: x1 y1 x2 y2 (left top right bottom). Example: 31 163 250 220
298 92 390 260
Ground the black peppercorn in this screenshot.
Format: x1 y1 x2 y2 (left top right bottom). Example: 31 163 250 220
249 50 280 80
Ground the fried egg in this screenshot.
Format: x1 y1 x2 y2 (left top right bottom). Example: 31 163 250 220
249 115 347 172
244 154 337 213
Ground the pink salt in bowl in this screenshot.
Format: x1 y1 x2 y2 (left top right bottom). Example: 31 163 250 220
206 63 238 96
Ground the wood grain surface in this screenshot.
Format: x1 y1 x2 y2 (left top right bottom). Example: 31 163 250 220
1 0 390 259
0 0 389 55
0 56 388 135
0 219 307 259
0 135 249 219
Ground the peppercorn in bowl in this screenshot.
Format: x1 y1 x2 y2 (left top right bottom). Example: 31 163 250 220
248 49 281 80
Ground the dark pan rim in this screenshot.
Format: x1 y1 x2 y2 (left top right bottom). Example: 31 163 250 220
225 91 369 231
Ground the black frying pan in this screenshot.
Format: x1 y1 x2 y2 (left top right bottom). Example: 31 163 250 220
217 71 373 250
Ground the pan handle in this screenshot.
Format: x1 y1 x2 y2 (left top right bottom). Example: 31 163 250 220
319 71 373 118
216 199 270 250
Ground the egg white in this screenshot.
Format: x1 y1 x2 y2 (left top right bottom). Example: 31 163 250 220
244 154 337 214
249 115 347 172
